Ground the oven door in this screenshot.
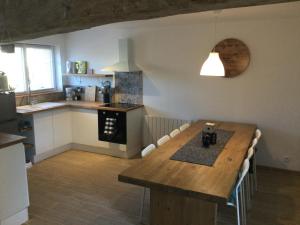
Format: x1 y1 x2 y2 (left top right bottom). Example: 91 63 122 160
98 110 127 144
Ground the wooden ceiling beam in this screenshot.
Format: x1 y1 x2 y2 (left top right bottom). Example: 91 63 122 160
0 0 299 42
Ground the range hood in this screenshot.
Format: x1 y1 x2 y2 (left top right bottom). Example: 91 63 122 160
102 39 140 72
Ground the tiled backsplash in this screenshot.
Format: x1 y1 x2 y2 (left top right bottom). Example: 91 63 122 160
16 92 64 106
114 72 143 104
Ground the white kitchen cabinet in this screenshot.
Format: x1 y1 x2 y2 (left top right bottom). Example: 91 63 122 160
53 108 72 148
0 143 29 225
32 105 143 161
33 108 72 162
71 108 100 147
33 111 54 160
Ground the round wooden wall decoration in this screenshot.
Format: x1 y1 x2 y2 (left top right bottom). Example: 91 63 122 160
214 38 250 78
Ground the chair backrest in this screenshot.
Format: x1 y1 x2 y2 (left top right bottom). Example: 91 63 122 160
157 135 171 146
236 159 250 188
255 129 262 140
251 138 258 149
180 123 191 132
141 144 156 158
247 147 254 159
170 129 180 138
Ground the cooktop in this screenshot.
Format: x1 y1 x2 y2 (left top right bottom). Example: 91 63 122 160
102 103 139 109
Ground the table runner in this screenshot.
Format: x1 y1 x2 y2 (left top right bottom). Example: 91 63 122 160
170 129 234 166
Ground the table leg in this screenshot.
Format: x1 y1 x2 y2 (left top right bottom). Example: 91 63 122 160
150 188 217 225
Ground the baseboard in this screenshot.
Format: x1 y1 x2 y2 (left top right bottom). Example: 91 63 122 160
0 208 28 225
33 142 141 163
257 165 300 175
33 144 72 163
71 143 130 158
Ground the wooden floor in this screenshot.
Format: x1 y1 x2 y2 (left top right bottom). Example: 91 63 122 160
24 150 300 225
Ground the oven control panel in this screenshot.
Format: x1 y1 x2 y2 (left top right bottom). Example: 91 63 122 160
98 110 127 144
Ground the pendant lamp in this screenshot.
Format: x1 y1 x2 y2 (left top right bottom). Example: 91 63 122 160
200 11 225 77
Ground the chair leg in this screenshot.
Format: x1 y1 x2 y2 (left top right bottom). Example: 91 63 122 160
250 174 254 197
235 189 241 225
240 183 247 225
139 187 146 223
246 174 251 210
253 155 258 192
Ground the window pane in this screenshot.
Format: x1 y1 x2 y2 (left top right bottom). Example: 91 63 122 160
0 47 27 92
26 47 55 91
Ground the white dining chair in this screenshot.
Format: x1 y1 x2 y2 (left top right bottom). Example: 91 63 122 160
246 147 255 210
140 144 157 223
255 129 262 140
179 123 191 132
141 144 156 158
157 135 171 146
250 129 262 194
227 159 250 225
170 129 180 138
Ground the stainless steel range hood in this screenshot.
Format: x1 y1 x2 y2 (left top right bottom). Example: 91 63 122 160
103 39 140 73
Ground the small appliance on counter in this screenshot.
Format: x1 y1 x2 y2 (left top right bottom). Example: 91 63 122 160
74 87 83 101
99 81 112 104
0 71 9 91
65 87 74 101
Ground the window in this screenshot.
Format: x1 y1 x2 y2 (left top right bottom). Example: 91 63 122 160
0 44 56 93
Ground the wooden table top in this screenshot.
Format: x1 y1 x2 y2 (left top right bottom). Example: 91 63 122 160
119 120 256 204
0 133 26 149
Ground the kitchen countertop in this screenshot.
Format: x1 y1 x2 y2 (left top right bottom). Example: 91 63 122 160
0 133 26 149
17 101 144 115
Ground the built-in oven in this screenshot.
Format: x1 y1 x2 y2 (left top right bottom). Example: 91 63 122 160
98 110 127 144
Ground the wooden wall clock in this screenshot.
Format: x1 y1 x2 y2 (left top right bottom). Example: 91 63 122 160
214 38 250 78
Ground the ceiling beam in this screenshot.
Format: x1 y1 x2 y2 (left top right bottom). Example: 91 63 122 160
0 0 299 42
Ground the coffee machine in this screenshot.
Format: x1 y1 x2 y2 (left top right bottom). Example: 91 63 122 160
65 87 74 101
99 81 111 103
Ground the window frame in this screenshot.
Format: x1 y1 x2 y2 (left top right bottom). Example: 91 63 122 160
12 43 57 96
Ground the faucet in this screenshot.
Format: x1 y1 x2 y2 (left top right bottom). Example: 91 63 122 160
26 79 38 105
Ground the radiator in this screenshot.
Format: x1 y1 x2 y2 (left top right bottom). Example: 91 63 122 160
143 115 190 146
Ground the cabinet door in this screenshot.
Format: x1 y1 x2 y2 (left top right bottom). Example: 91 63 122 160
33 111 54 156
0 144 29 220
71 108 99 146
53 108 72 148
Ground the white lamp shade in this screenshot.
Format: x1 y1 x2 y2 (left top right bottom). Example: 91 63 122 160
200 52 225 77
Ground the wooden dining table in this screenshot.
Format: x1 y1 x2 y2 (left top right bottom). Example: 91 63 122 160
118 120 256 225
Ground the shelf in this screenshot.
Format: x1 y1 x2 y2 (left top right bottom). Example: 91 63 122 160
19 127 33 133
24 143 34 149
63 74 114 78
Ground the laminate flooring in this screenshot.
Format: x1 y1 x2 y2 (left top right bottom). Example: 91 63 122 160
23 150 300 225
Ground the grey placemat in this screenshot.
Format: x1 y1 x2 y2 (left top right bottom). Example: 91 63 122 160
170 129 234 166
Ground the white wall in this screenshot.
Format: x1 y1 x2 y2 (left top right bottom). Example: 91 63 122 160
64 2 300 171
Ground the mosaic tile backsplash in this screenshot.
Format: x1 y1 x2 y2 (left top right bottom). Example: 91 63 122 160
114 72 143 104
